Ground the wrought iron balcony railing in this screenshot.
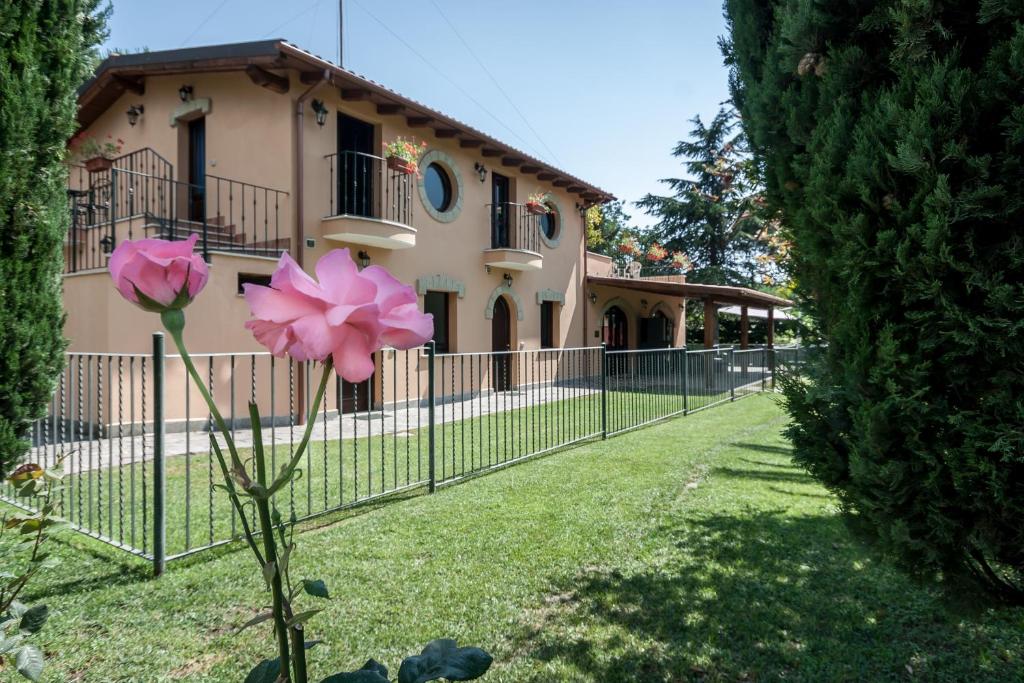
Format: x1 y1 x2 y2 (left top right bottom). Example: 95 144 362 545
65 149 289 273
324 150 414 227
488 202 541 253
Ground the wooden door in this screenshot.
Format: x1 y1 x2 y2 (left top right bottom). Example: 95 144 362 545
491 295 512 391
338 113 375 217
491 173 510 248
187 118 206 222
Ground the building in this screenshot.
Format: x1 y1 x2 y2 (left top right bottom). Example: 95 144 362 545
64 39 788 395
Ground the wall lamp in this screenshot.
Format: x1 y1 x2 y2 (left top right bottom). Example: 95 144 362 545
178 84 194 101
503 273 513 288
311 99 328 128
589 291 598 305
126 104 144 126
357 250 371 269
474 162 487 183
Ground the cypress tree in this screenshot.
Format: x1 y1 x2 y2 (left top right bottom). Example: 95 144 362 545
0 1 108 474
724 0 1024 603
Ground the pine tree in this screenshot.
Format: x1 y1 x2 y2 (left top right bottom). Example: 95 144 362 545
638 108 780 286
724 0 1024 603
0 1 109 475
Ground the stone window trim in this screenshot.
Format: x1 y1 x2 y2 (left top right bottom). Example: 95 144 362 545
416 274 466 299
170 98 212 126
536 288 565 306
416 149 464 223
538 197 564 249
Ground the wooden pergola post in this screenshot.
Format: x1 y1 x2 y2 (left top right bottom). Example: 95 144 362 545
703 298 717 349
740 306 749 349
767 306 775 348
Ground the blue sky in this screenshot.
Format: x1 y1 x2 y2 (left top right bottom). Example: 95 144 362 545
103 0 732 227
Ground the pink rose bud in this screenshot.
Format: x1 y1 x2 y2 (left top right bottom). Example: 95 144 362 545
109 234 209 312
243 249 433 383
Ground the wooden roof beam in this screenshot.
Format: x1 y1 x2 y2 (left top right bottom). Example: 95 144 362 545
537 172 557 181
520 165 541 174
567 185 585 193
459 139 484 148
299 71 326 85
340 88 369 100
501 156 524 167
406 115 433 127
552 179 571 187
113 75 145 95
481 147 504 157
376 103 405 115
434 128 459 138
245 65 289 94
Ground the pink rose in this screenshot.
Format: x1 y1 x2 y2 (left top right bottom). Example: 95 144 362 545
243 249 433 382
109 234 209 312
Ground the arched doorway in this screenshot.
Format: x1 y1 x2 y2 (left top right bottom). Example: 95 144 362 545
491 295 513 391
603 305 629 375
640 309 673 349
603 305 629 350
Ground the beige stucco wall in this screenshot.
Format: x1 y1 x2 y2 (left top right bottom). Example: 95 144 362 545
66 69 592 359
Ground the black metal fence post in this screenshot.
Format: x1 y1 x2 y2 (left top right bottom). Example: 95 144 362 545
600 343 608 439
109 168 117 252
770 347 776 391
682 346 689 415
427 341 436 493
729 347 736 401
152 333 166 577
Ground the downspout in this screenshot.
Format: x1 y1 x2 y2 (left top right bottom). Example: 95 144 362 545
581 205 589 348
293 69 329 423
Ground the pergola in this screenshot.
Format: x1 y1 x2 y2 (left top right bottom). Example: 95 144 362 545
587 275 794 349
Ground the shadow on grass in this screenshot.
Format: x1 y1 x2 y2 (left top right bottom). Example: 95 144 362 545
517 511 1020 682
730 443 793 456
711 467 814 485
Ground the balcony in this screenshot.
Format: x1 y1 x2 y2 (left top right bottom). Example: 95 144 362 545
321 151 416 250
483 202 543 271
65 148 289 274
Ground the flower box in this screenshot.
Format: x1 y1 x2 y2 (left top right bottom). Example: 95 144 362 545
84 155 114 173
386 155 417 175
525 201 548 216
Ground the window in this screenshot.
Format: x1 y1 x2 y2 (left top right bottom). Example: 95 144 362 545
424 163 452 212
237 272 272 294
424 290 451 353
539 209 557 240
540 300 555 348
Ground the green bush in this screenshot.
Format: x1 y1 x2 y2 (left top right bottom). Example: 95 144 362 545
724 0 1024 603
0 1 107 475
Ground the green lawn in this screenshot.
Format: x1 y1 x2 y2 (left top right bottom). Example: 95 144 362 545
12 395 1023 681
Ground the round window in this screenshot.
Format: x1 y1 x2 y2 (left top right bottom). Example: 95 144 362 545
539 209 557 240
424 163 452 212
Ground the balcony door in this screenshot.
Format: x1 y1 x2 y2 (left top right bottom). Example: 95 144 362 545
491 172 510 248
187 118 206 222
337 113 375 217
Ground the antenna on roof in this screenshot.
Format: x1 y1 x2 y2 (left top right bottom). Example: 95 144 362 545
338 0 345 67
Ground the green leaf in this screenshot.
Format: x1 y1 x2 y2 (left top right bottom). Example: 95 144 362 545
16 644 44 682
243 658 282 683
285 609 322 627
320 661 389 683
0 634 23 655
320 672 389 683
262 561 276 589
235 611 274 635
18 605 47 634
302 579 330 599
397 639 493 683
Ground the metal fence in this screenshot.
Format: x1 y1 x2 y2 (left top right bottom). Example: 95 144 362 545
1 340 801 574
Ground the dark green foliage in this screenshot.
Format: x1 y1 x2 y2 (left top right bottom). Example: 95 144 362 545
0 1 108 475
724 0 1024 602
638 109 779 286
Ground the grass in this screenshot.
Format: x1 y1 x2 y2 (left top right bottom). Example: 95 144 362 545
47 384 731 558
10 394 1023 681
